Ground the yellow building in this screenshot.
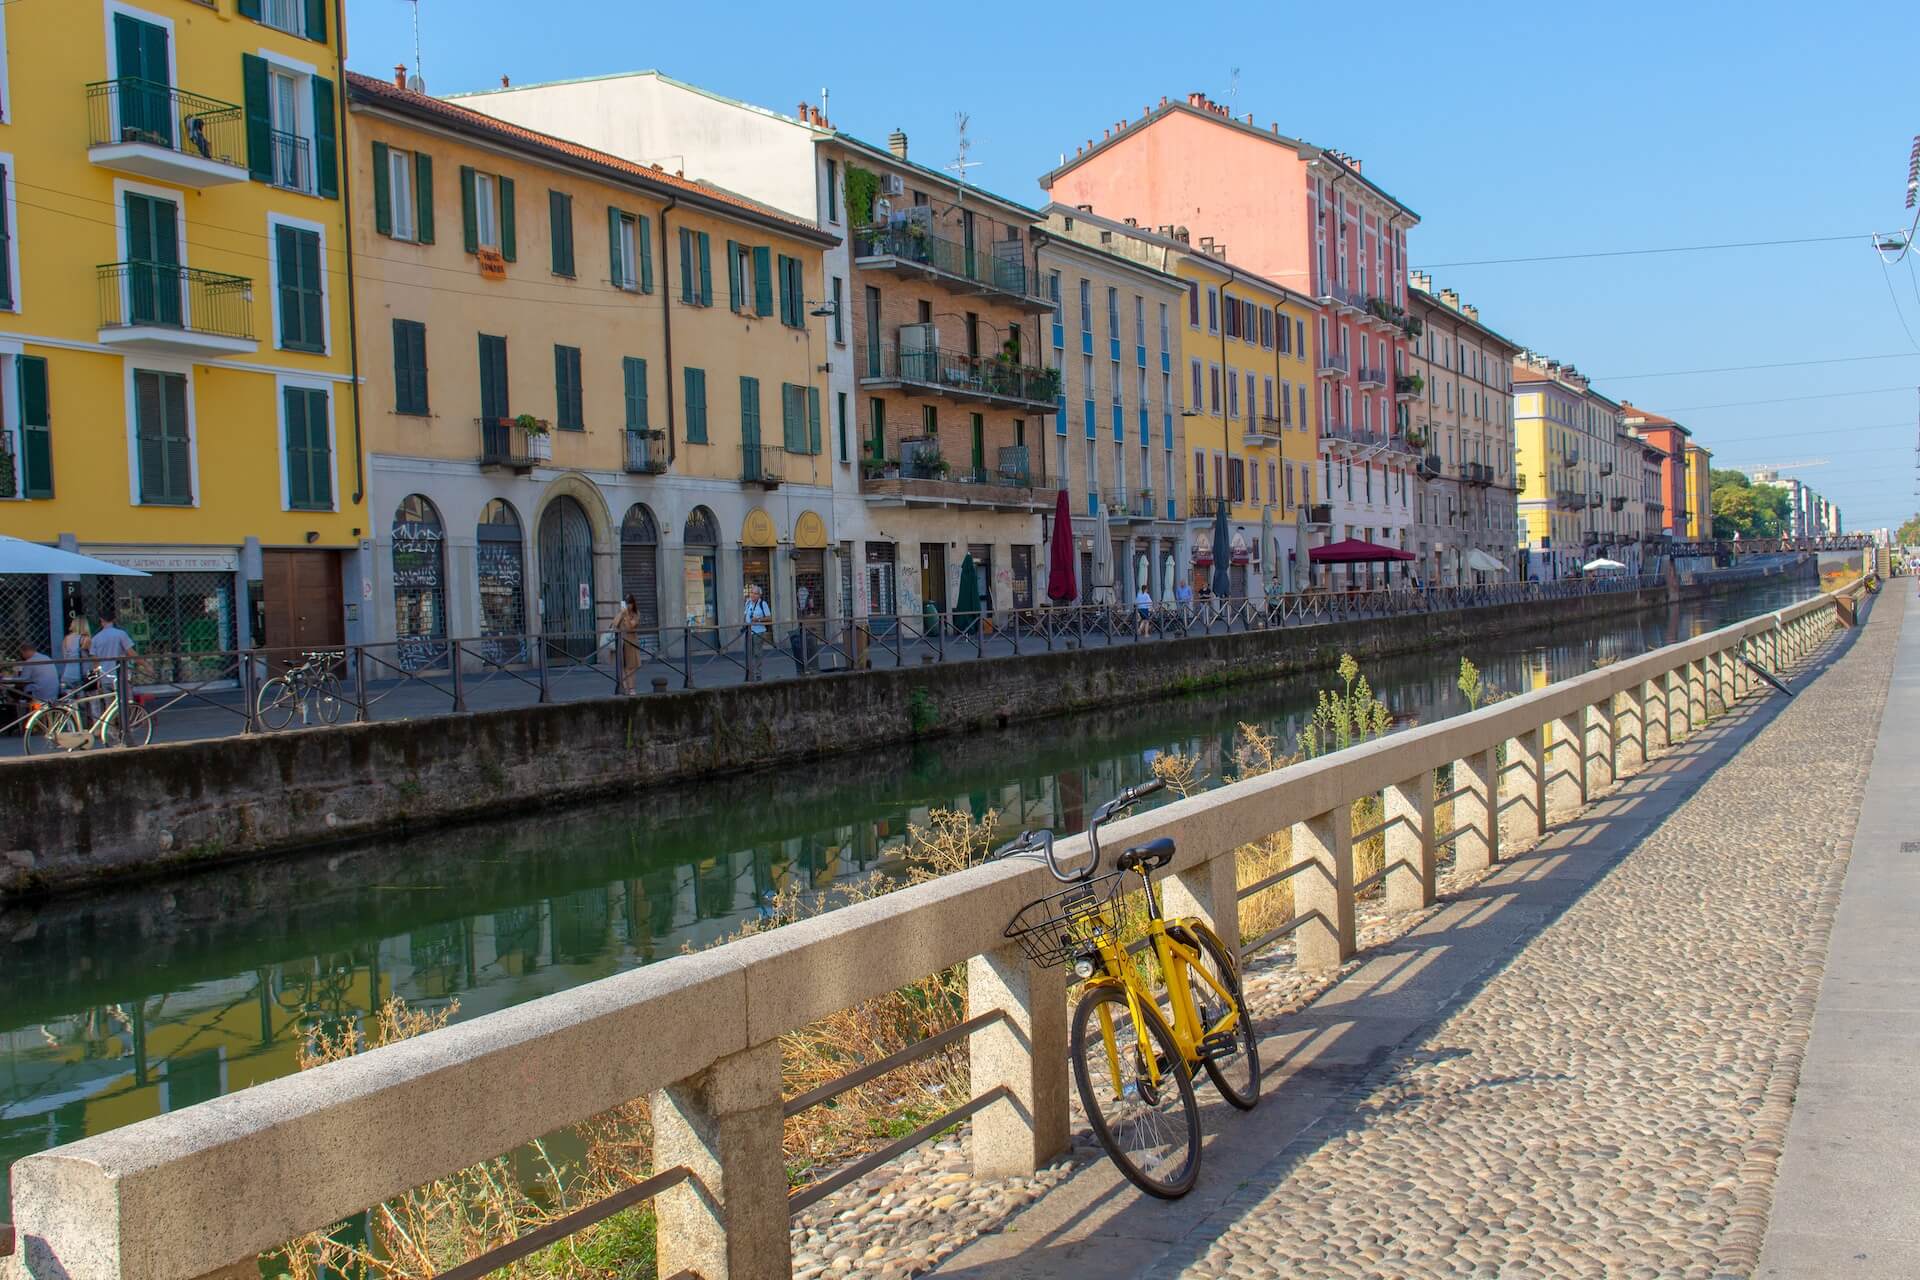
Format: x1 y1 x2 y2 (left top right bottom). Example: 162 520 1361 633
1044 207 1317 595
0 0 359 658
1683 442 1712 539
345 72 837 648
1512 354 1624 579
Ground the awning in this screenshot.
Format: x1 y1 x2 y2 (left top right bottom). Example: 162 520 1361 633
0 535 151 577
1583 557 1627 572
1466 549 1505 573
1309 537 1416 564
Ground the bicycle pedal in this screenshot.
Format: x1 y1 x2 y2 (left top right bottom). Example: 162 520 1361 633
1197 1031 1240 1062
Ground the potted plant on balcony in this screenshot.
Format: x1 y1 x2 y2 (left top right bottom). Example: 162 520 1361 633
516 413 553 463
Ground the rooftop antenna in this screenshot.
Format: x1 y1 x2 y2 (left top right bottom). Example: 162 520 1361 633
821 86 829 126
947 111 978 219
400 0 425 93
1229 66 1241 109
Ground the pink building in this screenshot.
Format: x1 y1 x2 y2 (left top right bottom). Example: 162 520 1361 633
1043 93 1424 571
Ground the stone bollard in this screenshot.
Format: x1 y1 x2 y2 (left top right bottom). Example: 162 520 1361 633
1547 713 1586 814
1622 683 1649 765
1508 728 1548 841
1291 806 1355 971
967 943 1070 1180
1451 747 1499 872
1667 666 1689 740
1383 771 1435 913
1687 658 1708 727
1585 700 1614 793
651 1041 790 1280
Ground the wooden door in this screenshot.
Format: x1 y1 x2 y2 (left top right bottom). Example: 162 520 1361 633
262 550 344 661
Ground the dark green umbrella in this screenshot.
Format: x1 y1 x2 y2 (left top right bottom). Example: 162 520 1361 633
954 552 981 634
1211 505 1232 599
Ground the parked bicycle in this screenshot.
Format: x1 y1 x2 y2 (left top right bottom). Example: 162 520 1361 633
256 651 346 730
22 674 153 754
997 779 1258 1199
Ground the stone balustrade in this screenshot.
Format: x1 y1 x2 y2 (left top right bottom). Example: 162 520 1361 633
2 580 1866 1280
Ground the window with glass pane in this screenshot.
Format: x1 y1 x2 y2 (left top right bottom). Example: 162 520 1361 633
388 149 416 241
474 173 499 249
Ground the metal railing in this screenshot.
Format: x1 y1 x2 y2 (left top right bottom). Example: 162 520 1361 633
1356 365 1388 386
741 443 785 486
624 429 667 474
268 127 311 194
97 261 253 340
5 572 1865 1279
1396 374 1423 396
85 79 245 168
1318 280 1371 312
1101 488 1158 519
852 225 1047 303
859 341 1059 408
1316 349 1351 376
477 418 544 469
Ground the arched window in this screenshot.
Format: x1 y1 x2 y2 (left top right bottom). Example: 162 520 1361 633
392 494 446 669
476 499 527 661
682 505 718 631
619 504 660 641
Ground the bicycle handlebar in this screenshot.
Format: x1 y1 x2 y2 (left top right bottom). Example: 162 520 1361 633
991 828 1097 883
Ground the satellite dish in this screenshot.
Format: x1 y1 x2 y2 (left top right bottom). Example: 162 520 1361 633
407 74 426 94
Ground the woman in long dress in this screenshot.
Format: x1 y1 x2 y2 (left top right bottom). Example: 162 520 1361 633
614 595 641 694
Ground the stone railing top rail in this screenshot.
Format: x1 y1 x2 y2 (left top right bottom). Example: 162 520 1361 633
4 578 1866 1279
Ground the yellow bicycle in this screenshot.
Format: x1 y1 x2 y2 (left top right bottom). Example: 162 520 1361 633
999 780 1258 1199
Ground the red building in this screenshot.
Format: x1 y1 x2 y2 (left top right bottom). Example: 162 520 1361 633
1621 403 1691 538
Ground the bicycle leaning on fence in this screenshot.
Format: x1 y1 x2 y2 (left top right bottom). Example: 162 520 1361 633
256 651 346 730
21 671 153 753
996 778 1259 1199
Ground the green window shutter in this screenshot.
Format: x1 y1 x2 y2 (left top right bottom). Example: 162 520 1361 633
460 166 479 253
740 376 760 448
276 226 323 352
18 355 51 499
393 319 428 414
371 141 392 237
623 356 648 430
304 0 327 41
752 245 772 316
636 215 653 293
307 390 332 507
780 383 802 453
498 176 517 262
778 256 792 325
808 386 822 456
414 152 434 244
678 227 693 302
726 239 742 311
554 345 583 430
274 225 299 346
549 190 574 276
242 54 272 183
0 168 10 308
697 233 712 306
684 366 707 443
238 0 261 18
284 386 310 509
311 76 338 200
301 228 324 348
608 208 624 286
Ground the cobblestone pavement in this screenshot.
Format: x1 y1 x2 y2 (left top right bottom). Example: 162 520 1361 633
1170 604 1901 1278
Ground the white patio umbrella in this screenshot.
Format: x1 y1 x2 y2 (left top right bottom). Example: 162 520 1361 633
0 535 150 577
1465 548 1505 575
1583 557 1627 572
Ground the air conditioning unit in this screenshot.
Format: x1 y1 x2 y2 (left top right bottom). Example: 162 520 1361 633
880 174 906 196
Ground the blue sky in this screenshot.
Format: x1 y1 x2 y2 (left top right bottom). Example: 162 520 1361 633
345 0 1920 532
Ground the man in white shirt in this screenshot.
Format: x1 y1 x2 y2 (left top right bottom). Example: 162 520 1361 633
89 609 137 684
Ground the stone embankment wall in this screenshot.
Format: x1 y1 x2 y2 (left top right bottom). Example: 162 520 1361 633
0 579 1776 896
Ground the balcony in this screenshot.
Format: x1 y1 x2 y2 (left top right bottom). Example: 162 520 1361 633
1599 461 1615 476
1563 446 1580 465
1463 462 1495 487
86 79 248 187
1321 418 1419 458
1516 475 1529 494
741 444 785 489
478 418 548 473
1104 489 1159 522
1316 349 1350 379
1395 373 1423 400
1307 502 1333 526
1587 493 1604 509
1356 365 1388 389
97 261 257 356
859 342 1060 411
268 128 314 195
852 226 1050 309
624 429 667 475
1555 488 1581 510
1190 494 1231 519
1611 495 1628 512
1243 415 1283 447
1315 280 1370 317
859 442 1048 511
1417 454 1442 480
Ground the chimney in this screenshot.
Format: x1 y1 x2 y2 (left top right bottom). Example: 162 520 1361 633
799 101 809 122
1463 304 1479 321
1174 225 1189 243
500 74 510 89
1246 112 1255 124
1075 203 1094 213
888 129 908 160
1440 288 1460 310
394 64 407 90
1410 270 1432 292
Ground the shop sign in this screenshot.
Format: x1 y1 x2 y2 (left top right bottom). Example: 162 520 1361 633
91 551 239 573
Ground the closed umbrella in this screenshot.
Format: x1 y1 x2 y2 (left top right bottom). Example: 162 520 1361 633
1137 554 1150 599
954 552 981 633
0 535 150 577
1162 553 1176 605
1046 489 1077 603
1210 505 1231 599
1259 507 1274 598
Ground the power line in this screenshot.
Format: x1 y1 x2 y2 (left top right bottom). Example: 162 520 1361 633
1667 385 1918 412
1595 352 1920 382
1414 232 1866 270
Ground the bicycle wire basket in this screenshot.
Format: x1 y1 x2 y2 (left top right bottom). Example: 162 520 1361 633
1003 870 1127 970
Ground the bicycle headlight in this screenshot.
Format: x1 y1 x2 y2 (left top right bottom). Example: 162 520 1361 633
1072 952 1098 980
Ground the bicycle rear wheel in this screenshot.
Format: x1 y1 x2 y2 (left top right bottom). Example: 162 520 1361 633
1180 924 1261 1111
257 676 296 730
23 705 80 755
1070 984 1201 1199
313 674 344 724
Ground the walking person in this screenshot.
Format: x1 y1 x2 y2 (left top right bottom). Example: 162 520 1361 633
89 608 136 687
60 614 92 693
1135 584 1155 638
742 583 771 673
613 595 641 694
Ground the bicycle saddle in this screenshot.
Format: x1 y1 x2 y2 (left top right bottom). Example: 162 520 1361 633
1116 838 1175 873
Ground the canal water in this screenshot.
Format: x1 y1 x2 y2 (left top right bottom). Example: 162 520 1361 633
0 576 1824 1193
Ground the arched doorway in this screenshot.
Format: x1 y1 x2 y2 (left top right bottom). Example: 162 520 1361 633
392 494 447 669
476 499 527 663
619 503 661 647
682 505 719 637
538 495 596 657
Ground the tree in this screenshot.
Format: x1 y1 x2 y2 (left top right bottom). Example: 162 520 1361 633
1897 513 1920 547
1710 467 1752 491
1712 476 1788 540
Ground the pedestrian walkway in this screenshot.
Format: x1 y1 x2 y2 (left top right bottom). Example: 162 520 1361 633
931 582 1904 1277
1758 587 1920 1278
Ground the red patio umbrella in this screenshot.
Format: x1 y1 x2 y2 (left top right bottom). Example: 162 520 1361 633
1046 489 1077 602
1309 537 1416 564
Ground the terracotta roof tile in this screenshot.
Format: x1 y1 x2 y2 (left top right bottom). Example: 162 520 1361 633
345 72 833 242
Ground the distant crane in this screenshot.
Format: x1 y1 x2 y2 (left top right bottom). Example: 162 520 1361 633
1740 459 1830 472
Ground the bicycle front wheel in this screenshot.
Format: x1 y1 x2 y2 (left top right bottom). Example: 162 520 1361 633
116 702 154 748
1070 984 1201 1200
313 674 344 724
1181 924 1261 1111
23 705 80 755
256 676 296 730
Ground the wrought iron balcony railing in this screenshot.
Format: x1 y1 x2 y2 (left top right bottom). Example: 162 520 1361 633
852 226 1047 304
268 128 312 194
625 429 667 474
741 444 786 487
859 342 1060 408
86 79 246 167
97 261 253 339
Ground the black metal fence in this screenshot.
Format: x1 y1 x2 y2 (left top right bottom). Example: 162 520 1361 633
97 261 254 340
85 78 246 168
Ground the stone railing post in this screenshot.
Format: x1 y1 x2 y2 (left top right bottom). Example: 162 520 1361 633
651 1040 790 1280
1585 700 1614 792
1508 728 1547 841
1161 851 1242 964
1452 747 1499 872
1687 658 1708 726
1291 806 1355 970
1547 713 1586 813
1383 770 1435 913
968 942 1070 1180
1664 666 1687 740
1620 683 1648 766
